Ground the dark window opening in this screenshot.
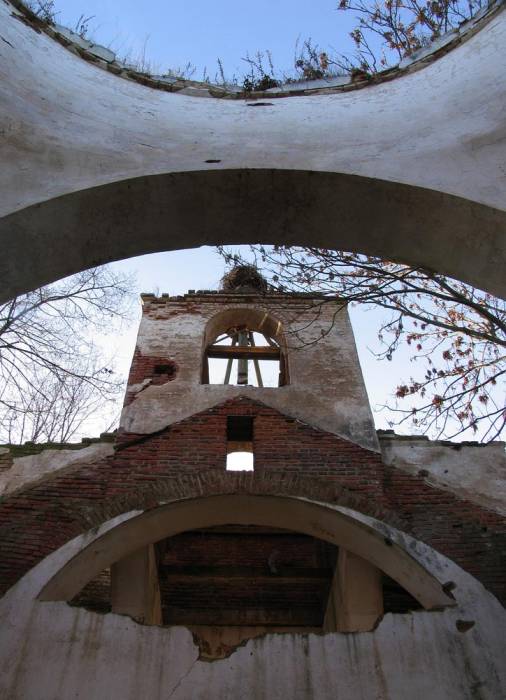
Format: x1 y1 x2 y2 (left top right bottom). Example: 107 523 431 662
227 416 253 442
151 362 177 385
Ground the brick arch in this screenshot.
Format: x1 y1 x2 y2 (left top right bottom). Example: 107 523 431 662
201 306 290 385
0 399 505 602
0 467 405 599
72 468 407 532
204 307 286 347
39 493 454 610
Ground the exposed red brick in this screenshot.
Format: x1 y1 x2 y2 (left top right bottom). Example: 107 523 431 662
0 396 504 605
124 350 178 405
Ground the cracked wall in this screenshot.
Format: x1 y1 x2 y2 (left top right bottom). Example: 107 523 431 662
1 506 504 700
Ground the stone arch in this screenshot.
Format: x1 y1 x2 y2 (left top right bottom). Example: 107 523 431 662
39 493 454 610
1 171 505 303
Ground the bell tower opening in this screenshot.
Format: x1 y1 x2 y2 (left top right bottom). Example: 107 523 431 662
204 326 286 387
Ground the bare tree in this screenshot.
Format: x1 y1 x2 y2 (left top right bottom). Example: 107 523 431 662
26 1 57 24
219 247 505 442
0 267 134 444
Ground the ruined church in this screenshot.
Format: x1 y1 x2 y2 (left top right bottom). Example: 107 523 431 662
0 269 504 697
0 0 505 696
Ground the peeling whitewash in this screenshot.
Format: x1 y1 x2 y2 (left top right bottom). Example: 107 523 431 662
0 442 114 497
380 435 506 517
121 297 379 451
0 504 504 700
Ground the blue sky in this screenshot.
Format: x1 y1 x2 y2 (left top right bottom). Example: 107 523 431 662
47 0 362 80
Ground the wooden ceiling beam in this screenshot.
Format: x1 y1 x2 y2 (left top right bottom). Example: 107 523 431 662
207 345 280 361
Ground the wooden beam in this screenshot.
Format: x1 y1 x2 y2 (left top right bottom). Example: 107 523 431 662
237 329 249 385
248 332 264 387
111 545 162 625
323 549 383 633
223 335 237 385
207 345 280 360
160 565 333 580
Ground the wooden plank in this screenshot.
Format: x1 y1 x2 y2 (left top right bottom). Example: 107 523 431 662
160 565 333 580
207 345 280 360
249 332 264 387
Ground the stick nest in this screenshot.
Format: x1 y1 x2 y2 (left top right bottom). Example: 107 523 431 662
221 265 268 293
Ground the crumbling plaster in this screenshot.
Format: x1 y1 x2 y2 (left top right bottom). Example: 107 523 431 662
121 297 379 451
379 434 506 517
1 501 504 700
0 1 506 300
0 440 114 497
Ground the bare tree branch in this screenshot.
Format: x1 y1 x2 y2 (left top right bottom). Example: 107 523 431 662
219 245 505 442
0 267 135 444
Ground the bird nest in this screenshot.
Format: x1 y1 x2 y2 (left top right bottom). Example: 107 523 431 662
221 265 268 293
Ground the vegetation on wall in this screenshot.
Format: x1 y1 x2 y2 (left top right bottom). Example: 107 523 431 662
23 0 486 88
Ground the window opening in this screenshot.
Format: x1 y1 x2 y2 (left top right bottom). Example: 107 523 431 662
226 416 254 471
226 452 254 471
205 326 286 387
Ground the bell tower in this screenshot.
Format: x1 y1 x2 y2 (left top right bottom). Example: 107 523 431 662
121 266 378 451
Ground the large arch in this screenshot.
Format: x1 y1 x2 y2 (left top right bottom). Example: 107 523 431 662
2 170 505 302
2 494 505 700
39 494 454 610
0 1 505 299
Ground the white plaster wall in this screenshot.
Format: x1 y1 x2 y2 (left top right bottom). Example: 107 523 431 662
0 504 504 700
0 442 114 496
380 436 506 516
1 2 505 216
121 298 379 450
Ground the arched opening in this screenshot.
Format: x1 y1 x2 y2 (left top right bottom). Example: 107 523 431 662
1 171 506 304
39 495 452 657
202 307 289 387
40 495 454 610
69 522 424 658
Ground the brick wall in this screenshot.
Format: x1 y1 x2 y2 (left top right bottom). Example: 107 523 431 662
0 396 504 605
124 350 178 404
